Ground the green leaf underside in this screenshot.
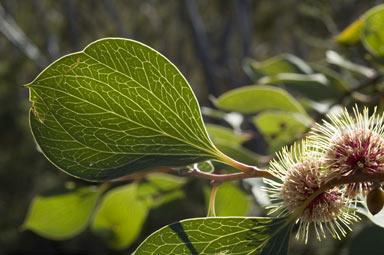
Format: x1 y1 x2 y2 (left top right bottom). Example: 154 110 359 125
28 38 221 181
215 85 306 115
134 217 292 255
91 183 147 250
23 186 101 240
362 4 384 57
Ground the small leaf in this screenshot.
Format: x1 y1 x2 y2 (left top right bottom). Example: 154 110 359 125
28 38 223 181
145 173 186 191
326 50 376 78
206 124 250 145
137 173 186 208
204 182 250 216
244 54 313 81
192 161 214 173
336 18 363 45
215 85 307 115
91 183 147 250
202 107 244 132
133 217 292 255
23 186 101 240
362 4 384 57
137 173 186 198
253 111 309 153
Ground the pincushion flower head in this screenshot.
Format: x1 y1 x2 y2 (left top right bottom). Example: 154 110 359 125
264 142 358 243
309 106 384 198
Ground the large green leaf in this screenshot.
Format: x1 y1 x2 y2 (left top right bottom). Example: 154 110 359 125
214 85 306 115
91 183 148 250
28 38 222 181
23 185 101 240
362 4 384 57
133 217 292 255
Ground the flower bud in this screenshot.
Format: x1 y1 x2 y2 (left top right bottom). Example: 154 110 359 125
367 187 384 215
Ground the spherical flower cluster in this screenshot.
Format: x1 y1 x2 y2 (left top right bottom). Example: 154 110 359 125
264 106 384 242
310 107 384 198
264 142 358 243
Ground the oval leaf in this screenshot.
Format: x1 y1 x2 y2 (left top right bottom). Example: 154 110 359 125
91 183 147 250
362 4 384 57
215 85 306 115
134 217 292 255
244 54 313 81
253 111 310 153
23 186 101 240
28 38 222 181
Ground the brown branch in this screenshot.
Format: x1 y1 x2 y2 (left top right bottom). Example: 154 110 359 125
297 172 384 215
180 167 275 184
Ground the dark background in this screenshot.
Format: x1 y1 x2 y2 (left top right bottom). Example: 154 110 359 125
1 0 383 254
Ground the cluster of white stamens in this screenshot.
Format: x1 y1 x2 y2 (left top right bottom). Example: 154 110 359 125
265 106 384 243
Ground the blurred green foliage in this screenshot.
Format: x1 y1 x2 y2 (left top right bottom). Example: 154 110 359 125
2 0 384 254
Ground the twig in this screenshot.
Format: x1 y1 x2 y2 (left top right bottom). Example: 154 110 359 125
297 172 384 216
180 167 275 184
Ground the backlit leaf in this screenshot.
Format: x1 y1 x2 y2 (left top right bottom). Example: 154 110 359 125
134 217 292 255
28 38 223 181
23 186 101 240
336 18 363 45
244 54 313 81
215 85 307 115
91 183 147 250
362 4 384 57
